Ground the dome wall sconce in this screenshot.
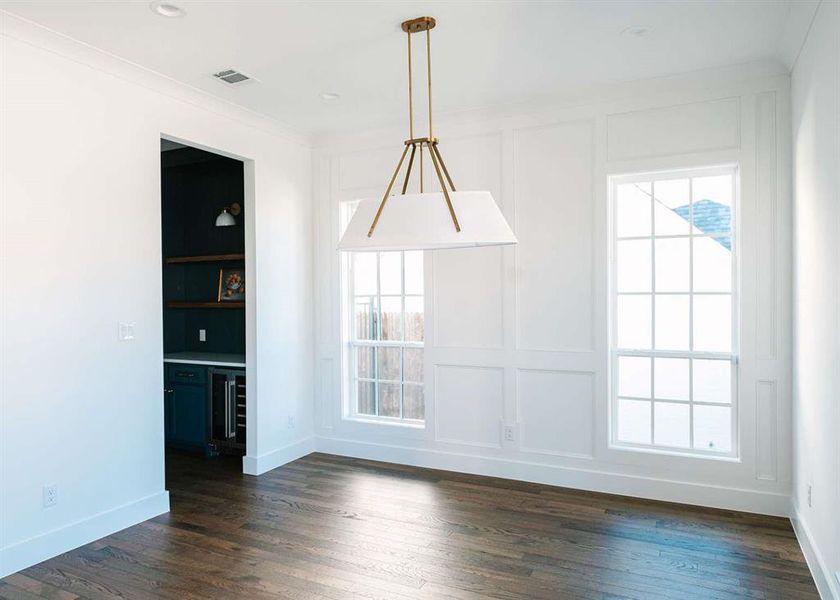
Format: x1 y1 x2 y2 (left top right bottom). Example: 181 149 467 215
215 202 241 227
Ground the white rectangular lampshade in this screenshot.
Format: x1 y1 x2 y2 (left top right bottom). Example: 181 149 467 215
338 191 517 251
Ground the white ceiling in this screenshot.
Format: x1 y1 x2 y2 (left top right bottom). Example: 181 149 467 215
0 1 806 135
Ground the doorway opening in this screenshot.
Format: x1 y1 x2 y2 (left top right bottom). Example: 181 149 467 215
160 138 247 477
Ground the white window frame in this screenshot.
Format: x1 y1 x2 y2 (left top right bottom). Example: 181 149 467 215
608 165 739 459
340 201 425 427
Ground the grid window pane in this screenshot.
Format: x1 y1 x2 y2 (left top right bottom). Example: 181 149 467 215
617 240 652 292
693 405 731 452
404 385 424 420
693 295 731 352
377 347 401 382
611 169 736 456
694 236 732 292
357 381 376 415
655 238 689 292
404 348 424 383
380 297 402 341
654 402 690 448
693 359 731 404
378 382 401 418
354 297 378 340
404 251 424 295
617 295 651 349
404 296 424 342
617 399 651 444
653 178 690 235
618 356 650 398
353 253 377 296
380 252 402 295
616 182 651 237
692 175 732 232
655 295 689 350
356 346 375 379
654 357 689 401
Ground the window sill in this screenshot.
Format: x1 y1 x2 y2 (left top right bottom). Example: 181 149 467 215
342 415 426 430
608 442 740 463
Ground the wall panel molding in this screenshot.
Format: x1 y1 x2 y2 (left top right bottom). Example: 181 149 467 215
607 97 741 161
516 368 595 459
434 364 505 449
756 379 778 481
513 118 596 353
755 91 778 361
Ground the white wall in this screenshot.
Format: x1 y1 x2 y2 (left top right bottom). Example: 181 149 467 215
313 64 793 517
0 13 314 577
790 1 840 597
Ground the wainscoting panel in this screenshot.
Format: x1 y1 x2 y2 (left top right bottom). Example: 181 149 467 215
514 119 595 353
434 365 504 448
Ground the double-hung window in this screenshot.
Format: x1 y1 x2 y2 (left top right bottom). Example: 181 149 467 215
610 167 737 456
341 202 425 424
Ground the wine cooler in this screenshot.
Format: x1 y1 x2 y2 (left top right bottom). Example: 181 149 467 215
210 368 246 450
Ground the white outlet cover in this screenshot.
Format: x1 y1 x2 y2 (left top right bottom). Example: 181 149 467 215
43 484 57 507
503 424 516 442
118 322 136 341
199 329 206 342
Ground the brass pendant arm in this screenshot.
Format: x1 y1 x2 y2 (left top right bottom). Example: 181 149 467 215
367 144 411 238
429 143 461 232
431 143 456 191
401 144 417 194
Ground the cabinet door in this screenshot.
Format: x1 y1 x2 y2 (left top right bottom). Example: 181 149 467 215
170 383 207 447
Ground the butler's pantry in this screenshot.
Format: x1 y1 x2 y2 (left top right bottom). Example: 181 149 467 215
160 139 247 466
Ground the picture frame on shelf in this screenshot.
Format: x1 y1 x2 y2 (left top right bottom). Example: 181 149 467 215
217 267 245 302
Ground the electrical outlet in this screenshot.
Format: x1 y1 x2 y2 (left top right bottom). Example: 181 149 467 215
118 322 135 341
503 425 516 442
807 484 813 507
287 416 296 429
43 484 58 508
199 329 206 342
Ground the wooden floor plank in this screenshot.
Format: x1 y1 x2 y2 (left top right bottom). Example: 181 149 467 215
2 450 818 599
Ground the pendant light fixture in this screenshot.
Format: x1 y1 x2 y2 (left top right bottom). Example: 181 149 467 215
338 16 517 252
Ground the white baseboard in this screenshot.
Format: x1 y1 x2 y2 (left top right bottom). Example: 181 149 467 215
0 491 169 579
316 437 790 517
242 437 316 476
791 504 839 599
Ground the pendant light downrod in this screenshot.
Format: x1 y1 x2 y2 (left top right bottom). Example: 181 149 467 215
338 16 517 252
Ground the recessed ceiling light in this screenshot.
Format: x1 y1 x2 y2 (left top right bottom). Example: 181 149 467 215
320 92 340 101
621 26 652 38
150 1 185 18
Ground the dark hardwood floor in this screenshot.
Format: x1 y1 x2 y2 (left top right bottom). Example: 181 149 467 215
1 451 818 599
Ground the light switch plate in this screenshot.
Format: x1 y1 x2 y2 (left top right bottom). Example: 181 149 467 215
118 322 136 341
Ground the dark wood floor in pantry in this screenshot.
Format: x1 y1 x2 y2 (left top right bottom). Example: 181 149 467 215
1 451 818 600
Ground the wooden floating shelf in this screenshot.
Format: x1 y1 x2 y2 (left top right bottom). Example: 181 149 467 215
166 301 245 309
165 254 245 264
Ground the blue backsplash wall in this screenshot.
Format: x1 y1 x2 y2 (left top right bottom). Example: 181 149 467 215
161 146 246 355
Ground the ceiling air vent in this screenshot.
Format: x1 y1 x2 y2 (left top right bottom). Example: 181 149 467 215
212 69 252 85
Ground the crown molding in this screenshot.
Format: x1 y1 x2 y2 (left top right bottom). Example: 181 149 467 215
314 59 789 152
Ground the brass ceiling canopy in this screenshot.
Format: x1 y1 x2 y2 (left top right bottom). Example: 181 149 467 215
401 16 436 33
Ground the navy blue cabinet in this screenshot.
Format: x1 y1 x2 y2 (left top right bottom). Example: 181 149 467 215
164 364 208 449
